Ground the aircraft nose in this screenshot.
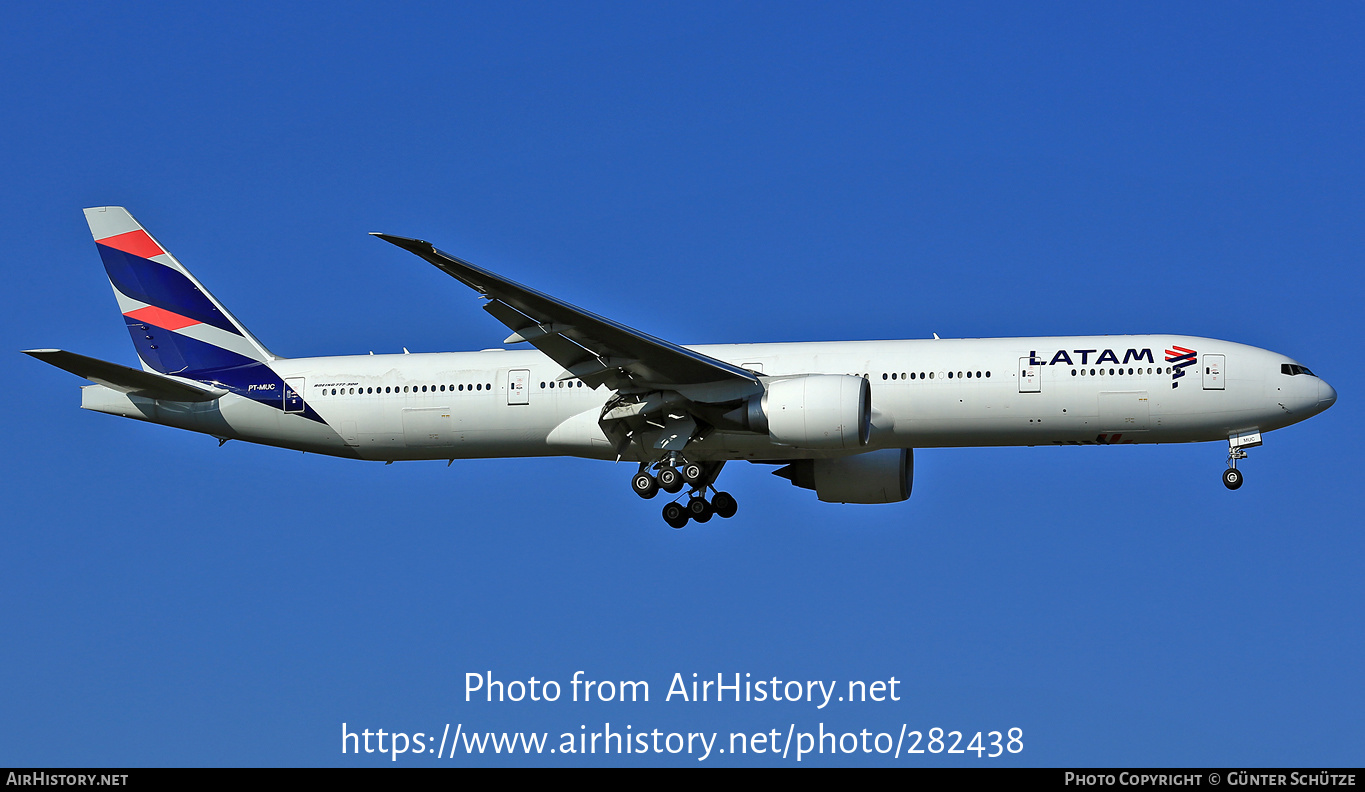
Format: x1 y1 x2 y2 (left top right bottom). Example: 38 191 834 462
1319 379 1337 409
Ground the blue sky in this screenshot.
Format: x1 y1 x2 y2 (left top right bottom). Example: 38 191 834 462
2 2 1361 767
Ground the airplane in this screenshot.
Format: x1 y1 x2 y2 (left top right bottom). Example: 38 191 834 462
25 207 1337 528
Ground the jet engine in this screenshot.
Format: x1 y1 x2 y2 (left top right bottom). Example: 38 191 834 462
774 448 913 504
732 374 871 449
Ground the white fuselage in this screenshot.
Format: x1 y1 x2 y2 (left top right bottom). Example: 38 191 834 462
79 334 1334 463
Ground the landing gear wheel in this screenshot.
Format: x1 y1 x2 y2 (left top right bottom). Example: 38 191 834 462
631 472 659 499
662 501 688 529
681 462 705 486
687 496 713 523
1223 468 1244 490
711 491 738 519
657 466 684 493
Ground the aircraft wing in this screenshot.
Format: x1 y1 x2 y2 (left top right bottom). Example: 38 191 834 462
372 234 761 394
23 349 227 402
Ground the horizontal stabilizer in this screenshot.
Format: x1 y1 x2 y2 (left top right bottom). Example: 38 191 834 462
22 349 226 402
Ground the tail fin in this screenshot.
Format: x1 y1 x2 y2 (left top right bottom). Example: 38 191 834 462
85 207 275 375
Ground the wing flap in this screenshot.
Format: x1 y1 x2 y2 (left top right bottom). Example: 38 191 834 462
23 349 226 402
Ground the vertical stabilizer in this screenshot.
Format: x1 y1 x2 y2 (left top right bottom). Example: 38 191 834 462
85 207 275 375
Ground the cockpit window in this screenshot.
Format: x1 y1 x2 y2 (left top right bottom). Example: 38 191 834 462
1281 364 1315 377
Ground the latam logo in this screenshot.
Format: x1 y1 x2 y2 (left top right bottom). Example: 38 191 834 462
1028 346 1195 389
1029 348 1156 367
1165 345 1197 389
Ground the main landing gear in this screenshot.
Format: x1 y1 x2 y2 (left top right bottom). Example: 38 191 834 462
631 456 738 528
663 490 738 529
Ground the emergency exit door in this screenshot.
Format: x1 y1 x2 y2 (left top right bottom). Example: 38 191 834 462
1203 355 1225 390
1019 358 1041 392
284 377 305 412
507 369 530 405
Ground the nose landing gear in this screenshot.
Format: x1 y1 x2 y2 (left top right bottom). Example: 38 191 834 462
1223 431 1261 491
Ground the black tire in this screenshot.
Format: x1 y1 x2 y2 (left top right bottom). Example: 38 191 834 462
658 466 684 493
681 462 705 485
687 497 713 523
1223 468 1244 490
631 472 659 499
712 491 738 519
663 501 688 529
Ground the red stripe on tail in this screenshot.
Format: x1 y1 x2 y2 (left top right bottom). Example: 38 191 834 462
124 305 201 331
98 229 164 259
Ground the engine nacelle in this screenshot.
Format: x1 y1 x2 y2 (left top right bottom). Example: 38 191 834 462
775 448 913 504
745 374 871 449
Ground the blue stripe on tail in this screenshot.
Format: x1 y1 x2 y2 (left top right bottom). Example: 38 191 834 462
98 244 242 335
123 316 259 375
